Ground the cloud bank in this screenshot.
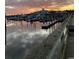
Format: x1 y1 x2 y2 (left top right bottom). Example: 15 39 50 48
5 0 74 15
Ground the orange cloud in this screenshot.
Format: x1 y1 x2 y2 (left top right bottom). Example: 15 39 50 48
6 4 74 15
59 4 74 11
6 7 42 15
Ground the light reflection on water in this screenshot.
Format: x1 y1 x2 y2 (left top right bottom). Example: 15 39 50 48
6 21 61 45
6 21 61 59
6 21 61 31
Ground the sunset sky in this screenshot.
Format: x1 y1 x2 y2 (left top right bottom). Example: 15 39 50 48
5 0 74 15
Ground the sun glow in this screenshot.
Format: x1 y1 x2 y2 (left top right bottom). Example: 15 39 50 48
59 4 74 11
6 4 74 15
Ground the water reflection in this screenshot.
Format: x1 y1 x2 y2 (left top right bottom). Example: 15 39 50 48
6 21 61 31
6 20 61 59
6 20 61 45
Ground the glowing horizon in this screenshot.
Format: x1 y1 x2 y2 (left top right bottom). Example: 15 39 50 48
5 0 74 15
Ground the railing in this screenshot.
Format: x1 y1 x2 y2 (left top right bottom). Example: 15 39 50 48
46 24 68 59
45 14 73 59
